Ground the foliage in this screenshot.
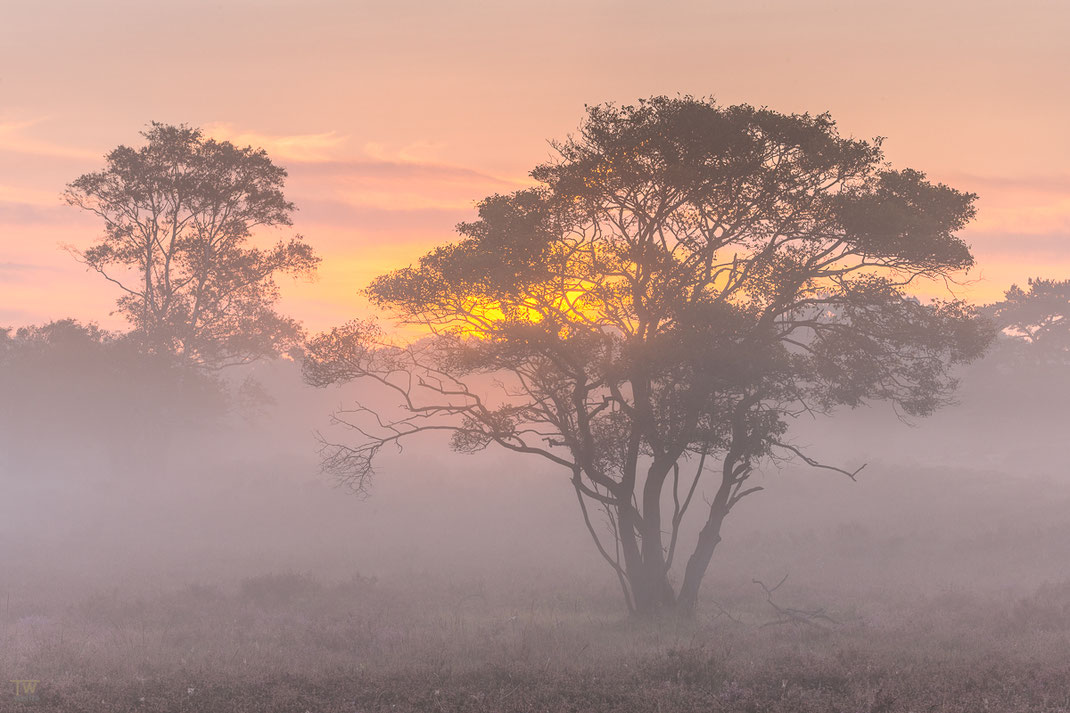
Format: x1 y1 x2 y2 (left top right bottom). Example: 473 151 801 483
305 97 993 614
987 277 1069 362
65 123 319 370
0 319 224 471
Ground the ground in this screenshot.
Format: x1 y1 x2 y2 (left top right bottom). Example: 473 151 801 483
5 570 1070 712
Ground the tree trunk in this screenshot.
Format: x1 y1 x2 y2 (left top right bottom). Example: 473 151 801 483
640 462 677 610
675 442 749 615
614 504 676 615
676 507 727 614
626 563 676 616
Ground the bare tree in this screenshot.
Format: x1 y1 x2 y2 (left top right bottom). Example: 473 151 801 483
65 123 319 370
304 97 993 616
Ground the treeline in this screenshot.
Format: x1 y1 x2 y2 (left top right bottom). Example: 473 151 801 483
0 320 225 474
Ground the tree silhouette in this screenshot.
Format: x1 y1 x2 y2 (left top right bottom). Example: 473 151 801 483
988 278 1069 362
304 97 993 615
65 123 319 370
0 319 223 473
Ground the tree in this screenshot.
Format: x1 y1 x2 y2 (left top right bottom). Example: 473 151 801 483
0 320 223 474
65 123 319 370
987 278 1069 362
303 97 993 616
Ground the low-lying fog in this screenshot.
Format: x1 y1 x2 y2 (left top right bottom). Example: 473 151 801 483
3 347 1067 610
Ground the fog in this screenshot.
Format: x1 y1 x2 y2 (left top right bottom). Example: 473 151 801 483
3 318 1070 711
3 99 1069 709
4 341 1067 602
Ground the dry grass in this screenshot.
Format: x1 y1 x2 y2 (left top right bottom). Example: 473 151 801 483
4 570 1070 712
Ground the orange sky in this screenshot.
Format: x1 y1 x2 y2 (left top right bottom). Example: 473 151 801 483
1 0 1067 332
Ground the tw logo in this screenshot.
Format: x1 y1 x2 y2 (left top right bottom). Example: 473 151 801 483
11 679 39 701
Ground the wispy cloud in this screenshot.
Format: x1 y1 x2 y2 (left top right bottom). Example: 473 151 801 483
0 183 62 206
0 201 73 226
286 155 527 219
0 119 98 161
971 197 1070 235
295 199 467 236
0 261 61 285
0 306 37 325
202 123 349 163
939 173 1070 196
933 173 1070 236
288 158 521 185
967 230 1070 259
0 261 53 272
201 124 527 186
363 140 447 165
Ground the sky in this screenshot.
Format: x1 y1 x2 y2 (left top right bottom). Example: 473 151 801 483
1 0 1067 332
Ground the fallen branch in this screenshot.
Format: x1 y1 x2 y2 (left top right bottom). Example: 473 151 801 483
753 575 840 629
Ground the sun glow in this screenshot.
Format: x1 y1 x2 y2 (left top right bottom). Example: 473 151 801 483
455 284 608 337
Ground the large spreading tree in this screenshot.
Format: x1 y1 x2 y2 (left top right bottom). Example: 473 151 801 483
304 97 993 615
65 123 319 370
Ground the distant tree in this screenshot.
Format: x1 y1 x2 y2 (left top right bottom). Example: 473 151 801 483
304 97 992 616
0 319 223 473
988 278 1069 362
65 123 319 370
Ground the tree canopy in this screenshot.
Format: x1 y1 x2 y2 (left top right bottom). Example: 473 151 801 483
304 97 993 615
988 278 1069 362
0 320 223 473
65 123 319 370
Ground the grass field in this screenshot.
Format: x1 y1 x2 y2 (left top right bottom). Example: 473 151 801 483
5 567 1070 712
